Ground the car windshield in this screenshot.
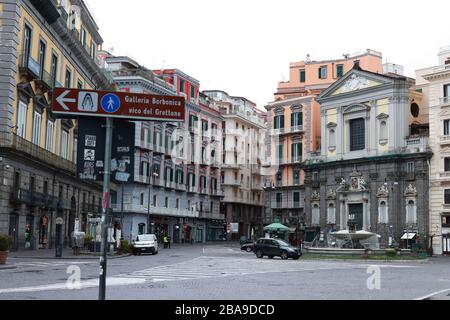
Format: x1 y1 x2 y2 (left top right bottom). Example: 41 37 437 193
276 240 290 247
137 235 153 241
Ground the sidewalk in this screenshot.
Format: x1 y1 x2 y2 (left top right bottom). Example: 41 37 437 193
8 248 130 260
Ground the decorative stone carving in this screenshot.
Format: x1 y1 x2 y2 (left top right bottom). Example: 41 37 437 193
311 190 320 201
326 122 337 128
377 185 389 198
376 113 389 119
326 189 336 200
349 168 367 191
341 74 369 92
404 184 417 197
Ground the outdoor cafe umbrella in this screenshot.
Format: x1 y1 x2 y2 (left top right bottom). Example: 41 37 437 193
263 222 289 232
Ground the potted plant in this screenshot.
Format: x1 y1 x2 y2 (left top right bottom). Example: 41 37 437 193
0 235 11 265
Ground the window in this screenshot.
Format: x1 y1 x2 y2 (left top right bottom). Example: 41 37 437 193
60 130 68 159
336 64 344 78
312 204 320 225
141 161 149 177
444 84 450 98
378 201 388 224
179 79 185 93
17 101 28 138
293 192 300 207
293 171 300 185
277 144 283 161
138 223 145 235
329 129 336 149
45 120 55 152
318 66 327 79
273 115 285 129
312 171 319 182
165 197 169 208
444 119 450 136
299 69 306 82
153 163 160 176
188 173 196 187
23 24 32 60
379 120 388 143
291 112 303 127
189 114 198 131
38 40 46 78
327 203 336 224
445 189 450 204
442 215 450 228
291 143 302 162
406 200 417 224
77 80 83 89
190 86 195 99
65 68 72 88
176 198 180 209
32 112 41 145
406 162 415 174
276 193 282 204
90 40 96 59
410 103 419 118
50 54 58 86
445 158 450 172
140 193 144 205
201 119 208 133
153 195 157 206
80 27 87 47
350 118 365 151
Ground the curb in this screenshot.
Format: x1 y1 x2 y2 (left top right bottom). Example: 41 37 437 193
10 253 131 260
0 265 17 270
301 257 430 264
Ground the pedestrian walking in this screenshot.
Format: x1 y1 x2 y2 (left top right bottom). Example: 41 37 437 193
163 234 168 248
167 236 171 249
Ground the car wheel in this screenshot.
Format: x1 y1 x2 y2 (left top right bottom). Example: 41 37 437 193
256 250 263 258
281 251 288 260
154 250 158 255
268 256 274 259
246 247 252 253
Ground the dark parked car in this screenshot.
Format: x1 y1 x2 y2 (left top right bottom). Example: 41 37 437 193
241 242 255 253
253 238 301 260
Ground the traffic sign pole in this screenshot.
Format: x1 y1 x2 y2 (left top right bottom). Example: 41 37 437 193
99 117 113 300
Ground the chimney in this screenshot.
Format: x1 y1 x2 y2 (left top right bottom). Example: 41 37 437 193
353 60 362 70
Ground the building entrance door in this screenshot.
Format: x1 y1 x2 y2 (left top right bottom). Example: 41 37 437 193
8 213 18 251
443 233 450 255
348 204 364 230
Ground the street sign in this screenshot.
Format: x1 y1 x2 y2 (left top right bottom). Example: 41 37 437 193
52 88 185 121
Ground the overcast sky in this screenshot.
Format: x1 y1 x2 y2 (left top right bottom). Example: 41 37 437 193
86 0 450 109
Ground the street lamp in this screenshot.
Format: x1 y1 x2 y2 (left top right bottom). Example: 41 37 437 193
147 171 159 234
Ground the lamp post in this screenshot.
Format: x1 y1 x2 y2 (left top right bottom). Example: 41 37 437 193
147 171 159 234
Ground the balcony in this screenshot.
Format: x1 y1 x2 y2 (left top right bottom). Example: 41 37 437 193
139 140 153 150
405 135 429 152
251 184 264 191
439 172 450 180
270 126 304 136
439 135 450 146
18 53 40 82
164 181 175 189
111 204 199 218
222 163 240 170
153 144 165 154
222 180 242 187
443 204 450 210
440 97 450 107
0 133 76 174
271 201 304 209
175 183 186 191
187 186 198 193
211 189 224 197
200 188 209 195
152 178 164 188
29 0 60 24
10 188 32 205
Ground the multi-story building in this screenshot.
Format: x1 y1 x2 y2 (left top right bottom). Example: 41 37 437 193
103 55 225 243
416 45 450 255
303 61 431 248
0 0 113 251
203 90 266 241
264 50 383 243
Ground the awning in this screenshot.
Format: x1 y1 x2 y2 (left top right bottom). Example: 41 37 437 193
287 227 297 233
401 233 416 240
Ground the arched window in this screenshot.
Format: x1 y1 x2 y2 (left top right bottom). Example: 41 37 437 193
312 204 320 226
379 120 388 144
406 200 417 224
327 203 336 224
378 200 388 224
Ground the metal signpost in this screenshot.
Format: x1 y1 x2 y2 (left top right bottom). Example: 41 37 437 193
52 87 185 300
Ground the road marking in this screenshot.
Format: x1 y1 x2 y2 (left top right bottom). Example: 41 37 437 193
415 288 450 300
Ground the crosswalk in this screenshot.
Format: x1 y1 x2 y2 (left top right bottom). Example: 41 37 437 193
115 255 415 283
2 260 96 270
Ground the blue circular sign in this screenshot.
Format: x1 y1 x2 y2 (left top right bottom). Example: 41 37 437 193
101 93 121 113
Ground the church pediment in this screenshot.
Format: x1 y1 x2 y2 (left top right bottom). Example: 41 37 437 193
318 70 393 100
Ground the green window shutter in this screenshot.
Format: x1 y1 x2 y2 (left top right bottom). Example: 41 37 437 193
300 70 305 82
299 143 303 158
294 192 300 202
175 171 178 183
274 116 278 129
291 114 294 127
280 115 285 128
318 67 321 78
298 112 303 126
291 144 295 160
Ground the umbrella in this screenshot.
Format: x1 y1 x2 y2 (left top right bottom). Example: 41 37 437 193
263 222 289 232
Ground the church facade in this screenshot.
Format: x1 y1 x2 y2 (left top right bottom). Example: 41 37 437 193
303 63 432 248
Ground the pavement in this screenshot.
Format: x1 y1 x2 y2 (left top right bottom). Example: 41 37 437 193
0 243 449 300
